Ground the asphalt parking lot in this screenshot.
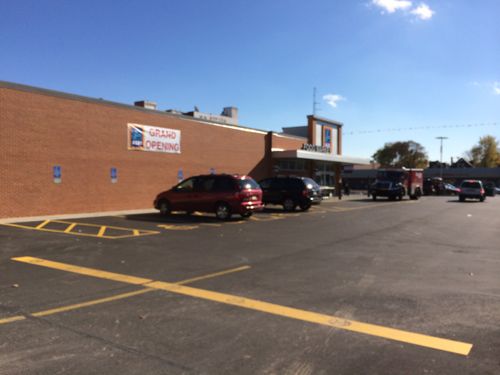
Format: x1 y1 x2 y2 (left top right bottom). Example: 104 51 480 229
1 196 500 374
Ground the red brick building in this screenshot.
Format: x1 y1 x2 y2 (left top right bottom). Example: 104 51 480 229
0 81 368 220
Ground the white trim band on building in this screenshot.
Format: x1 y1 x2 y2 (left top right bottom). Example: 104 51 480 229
272 150 371 165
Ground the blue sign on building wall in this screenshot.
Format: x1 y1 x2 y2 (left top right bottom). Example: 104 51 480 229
111 167 117 183
53 165 61 184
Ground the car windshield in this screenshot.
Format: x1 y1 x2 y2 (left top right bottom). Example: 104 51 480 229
238 178 260 190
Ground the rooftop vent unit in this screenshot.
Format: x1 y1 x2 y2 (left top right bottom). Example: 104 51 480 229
134 100 157 110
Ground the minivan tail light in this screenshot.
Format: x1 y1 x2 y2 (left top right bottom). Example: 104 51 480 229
480 189 485 194
302 189 309 197
236 192 251 201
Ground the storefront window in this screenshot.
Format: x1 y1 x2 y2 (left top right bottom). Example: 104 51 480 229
277 159 306 171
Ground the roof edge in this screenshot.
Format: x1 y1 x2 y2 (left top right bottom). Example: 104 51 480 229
0 80 268 134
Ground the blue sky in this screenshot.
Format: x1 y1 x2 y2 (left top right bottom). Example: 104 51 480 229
1 0 499 162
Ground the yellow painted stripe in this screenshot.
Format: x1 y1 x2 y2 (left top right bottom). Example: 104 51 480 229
0 265 251 325
32 288 156 317
0 315 26 325
176 265 251 285
30 266 252 318
157 224 199 230
146 281 472 356
2 224 109 238
51 220 159 232
97 226 107 237
64 223 77 233
11 256 472 355
36 220 50 229
1 223 159 239
12 256 152 285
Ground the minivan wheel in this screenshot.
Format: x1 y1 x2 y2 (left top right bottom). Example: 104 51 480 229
299 202 311 211
283 198 296 212
159 200 171 216
215 202 231 220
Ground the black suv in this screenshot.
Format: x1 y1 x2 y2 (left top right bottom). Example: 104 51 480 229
259 177 322 211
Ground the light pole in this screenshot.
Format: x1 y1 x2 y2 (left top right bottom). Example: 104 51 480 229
436 136 448 179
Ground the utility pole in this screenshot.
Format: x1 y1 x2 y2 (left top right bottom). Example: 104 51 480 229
436 136 448 179
313 87 320 116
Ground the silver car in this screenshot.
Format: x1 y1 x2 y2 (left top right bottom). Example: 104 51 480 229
459 180 486 202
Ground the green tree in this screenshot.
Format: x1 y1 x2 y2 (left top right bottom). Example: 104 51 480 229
372 141 428 168
466 135 500 167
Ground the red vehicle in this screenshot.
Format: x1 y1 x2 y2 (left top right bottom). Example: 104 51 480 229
154 174 263 220
371 168 423 200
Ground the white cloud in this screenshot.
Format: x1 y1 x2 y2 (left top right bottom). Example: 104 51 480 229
493 82 500 95
372 0 412 13
323 94 346 108
411 3 435 20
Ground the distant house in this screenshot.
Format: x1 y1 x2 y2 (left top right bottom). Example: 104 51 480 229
451 158 473 168
429 161 449 169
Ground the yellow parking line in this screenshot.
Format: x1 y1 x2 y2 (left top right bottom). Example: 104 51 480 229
97 226 107 237
64 223 77 233
1 221 160 240
11 256 472 356
32 288 155 317
176 265 251 285
13 256 153 285
157 224 199 230
147 280 472 356
36 220 50 229
1 264 251 325
0 315 26 324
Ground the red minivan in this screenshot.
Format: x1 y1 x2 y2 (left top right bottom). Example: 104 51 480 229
154 174 263 220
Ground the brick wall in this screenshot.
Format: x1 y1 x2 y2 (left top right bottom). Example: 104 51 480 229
0 85 272 219
271 133 304 150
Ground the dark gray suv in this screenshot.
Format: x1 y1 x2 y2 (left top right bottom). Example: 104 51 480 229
258 177 322 211
459 180 486 202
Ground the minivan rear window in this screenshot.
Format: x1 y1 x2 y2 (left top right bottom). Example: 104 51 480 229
461 181 481 188
238 178 260 190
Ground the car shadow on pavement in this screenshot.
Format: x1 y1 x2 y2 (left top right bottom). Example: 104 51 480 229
120 213 236 224
120 209 285 224
446 200 483 203
338 198 383 203
260 206 304 214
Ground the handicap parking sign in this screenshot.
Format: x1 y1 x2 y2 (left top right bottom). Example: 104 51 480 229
53 166 61 184
111 167 117 183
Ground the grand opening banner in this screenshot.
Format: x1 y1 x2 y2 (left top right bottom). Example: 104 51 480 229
127 123 181 154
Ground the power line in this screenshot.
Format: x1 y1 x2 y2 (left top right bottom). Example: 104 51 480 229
343 122 499 136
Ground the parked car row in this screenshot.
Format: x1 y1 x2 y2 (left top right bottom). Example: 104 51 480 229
425 178 499 198
153 174 323 220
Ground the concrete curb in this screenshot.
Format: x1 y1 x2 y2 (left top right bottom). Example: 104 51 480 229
0 209 158 224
